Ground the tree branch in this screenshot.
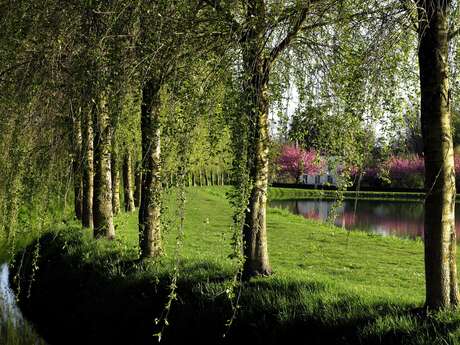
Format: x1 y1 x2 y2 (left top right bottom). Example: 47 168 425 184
267 6 308 66
202 0 241 34
449 27 460 41
0 60 33 80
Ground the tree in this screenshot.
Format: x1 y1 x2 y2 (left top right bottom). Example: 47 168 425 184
136 1 196 258
139 76 163 257
277 145 323 182
71 106 83 220
417 0 459 309
93 88 115 239
206 0 321 278
90 1 132 239
81 106 94 229
122 151 136 212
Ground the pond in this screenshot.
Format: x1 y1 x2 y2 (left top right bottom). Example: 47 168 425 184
270 198 460 240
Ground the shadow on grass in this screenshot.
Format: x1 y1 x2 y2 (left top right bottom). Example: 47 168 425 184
9 230 460 345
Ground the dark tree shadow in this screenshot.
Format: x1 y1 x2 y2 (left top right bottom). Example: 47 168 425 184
9 231 460 345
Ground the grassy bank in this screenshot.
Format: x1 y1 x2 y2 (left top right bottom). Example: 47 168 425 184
268 187 425 202
11 187 460 344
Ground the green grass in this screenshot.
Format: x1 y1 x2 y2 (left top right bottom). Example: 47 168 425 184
0 318 47 345
10 186 460 344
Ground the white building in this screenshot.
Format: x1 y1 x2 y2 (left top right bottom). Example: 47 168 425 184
300 159 339 186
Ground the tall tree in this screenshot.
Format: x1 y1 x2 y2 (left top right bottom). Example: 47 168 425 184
111 146 121 216
81 106 94 229
417 0 459 309
93 89 115 239
139 77 163 256
206 0 316 278
71 106 83 220
136 0 198 258
90 1 131 239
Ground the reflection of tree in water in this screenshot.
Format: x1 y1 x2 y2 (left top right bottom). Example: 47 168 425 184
270 199 460 240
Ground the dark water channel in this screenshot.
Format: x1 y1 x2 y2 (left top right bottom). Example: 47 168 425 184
270 198 460 240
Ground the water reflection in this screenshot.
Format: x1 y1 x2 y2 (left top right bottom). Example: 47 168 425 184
270 199 460 239
0 264 22 324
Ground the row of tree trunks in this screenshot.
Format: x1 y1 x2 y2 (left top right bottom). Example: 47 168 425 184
77 102 137 227
72 5 139 240
188 171 227 187
161 171 228 188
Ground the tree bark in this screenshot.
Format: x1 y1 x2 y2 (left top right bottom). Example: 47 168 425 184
123 151 136 212
82 107 94 229
418 0 458 310
139 79 162 258
242 74 272 278
93 91 115 239
241 0 272 279
111 153 121 216
134 161 141 208
72 110 83 220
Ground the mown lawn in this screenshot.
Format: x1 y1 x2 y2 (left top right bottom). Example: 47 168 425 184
11 186 460 345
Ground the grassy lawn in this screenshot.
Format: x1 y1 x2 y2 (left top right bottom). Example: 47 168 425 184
11 186 460 344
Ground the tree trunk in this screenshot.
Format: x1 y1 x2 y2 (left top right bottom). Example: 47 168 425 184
139 79 162 258
111 154 121 216
93 91 115 239
241 5 272 277
134 161 141 208
72 110 83 220
82 107 94 229
242 74 272 278
123 152 136 212
418 0 458 310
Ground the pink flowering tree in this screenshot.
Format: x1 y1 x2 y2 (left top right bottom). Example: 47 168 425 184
383 155 425 188
385 155 424 178
356 154 460 188
277 145 324 183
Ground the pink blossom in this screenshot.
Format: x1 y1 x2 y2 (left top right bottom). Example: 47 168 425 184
385 155 424 178
277 145 324 180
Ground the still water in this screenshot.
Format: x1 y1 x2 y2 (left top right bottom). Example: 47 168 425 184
270 199 460 240
0 264 22 323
